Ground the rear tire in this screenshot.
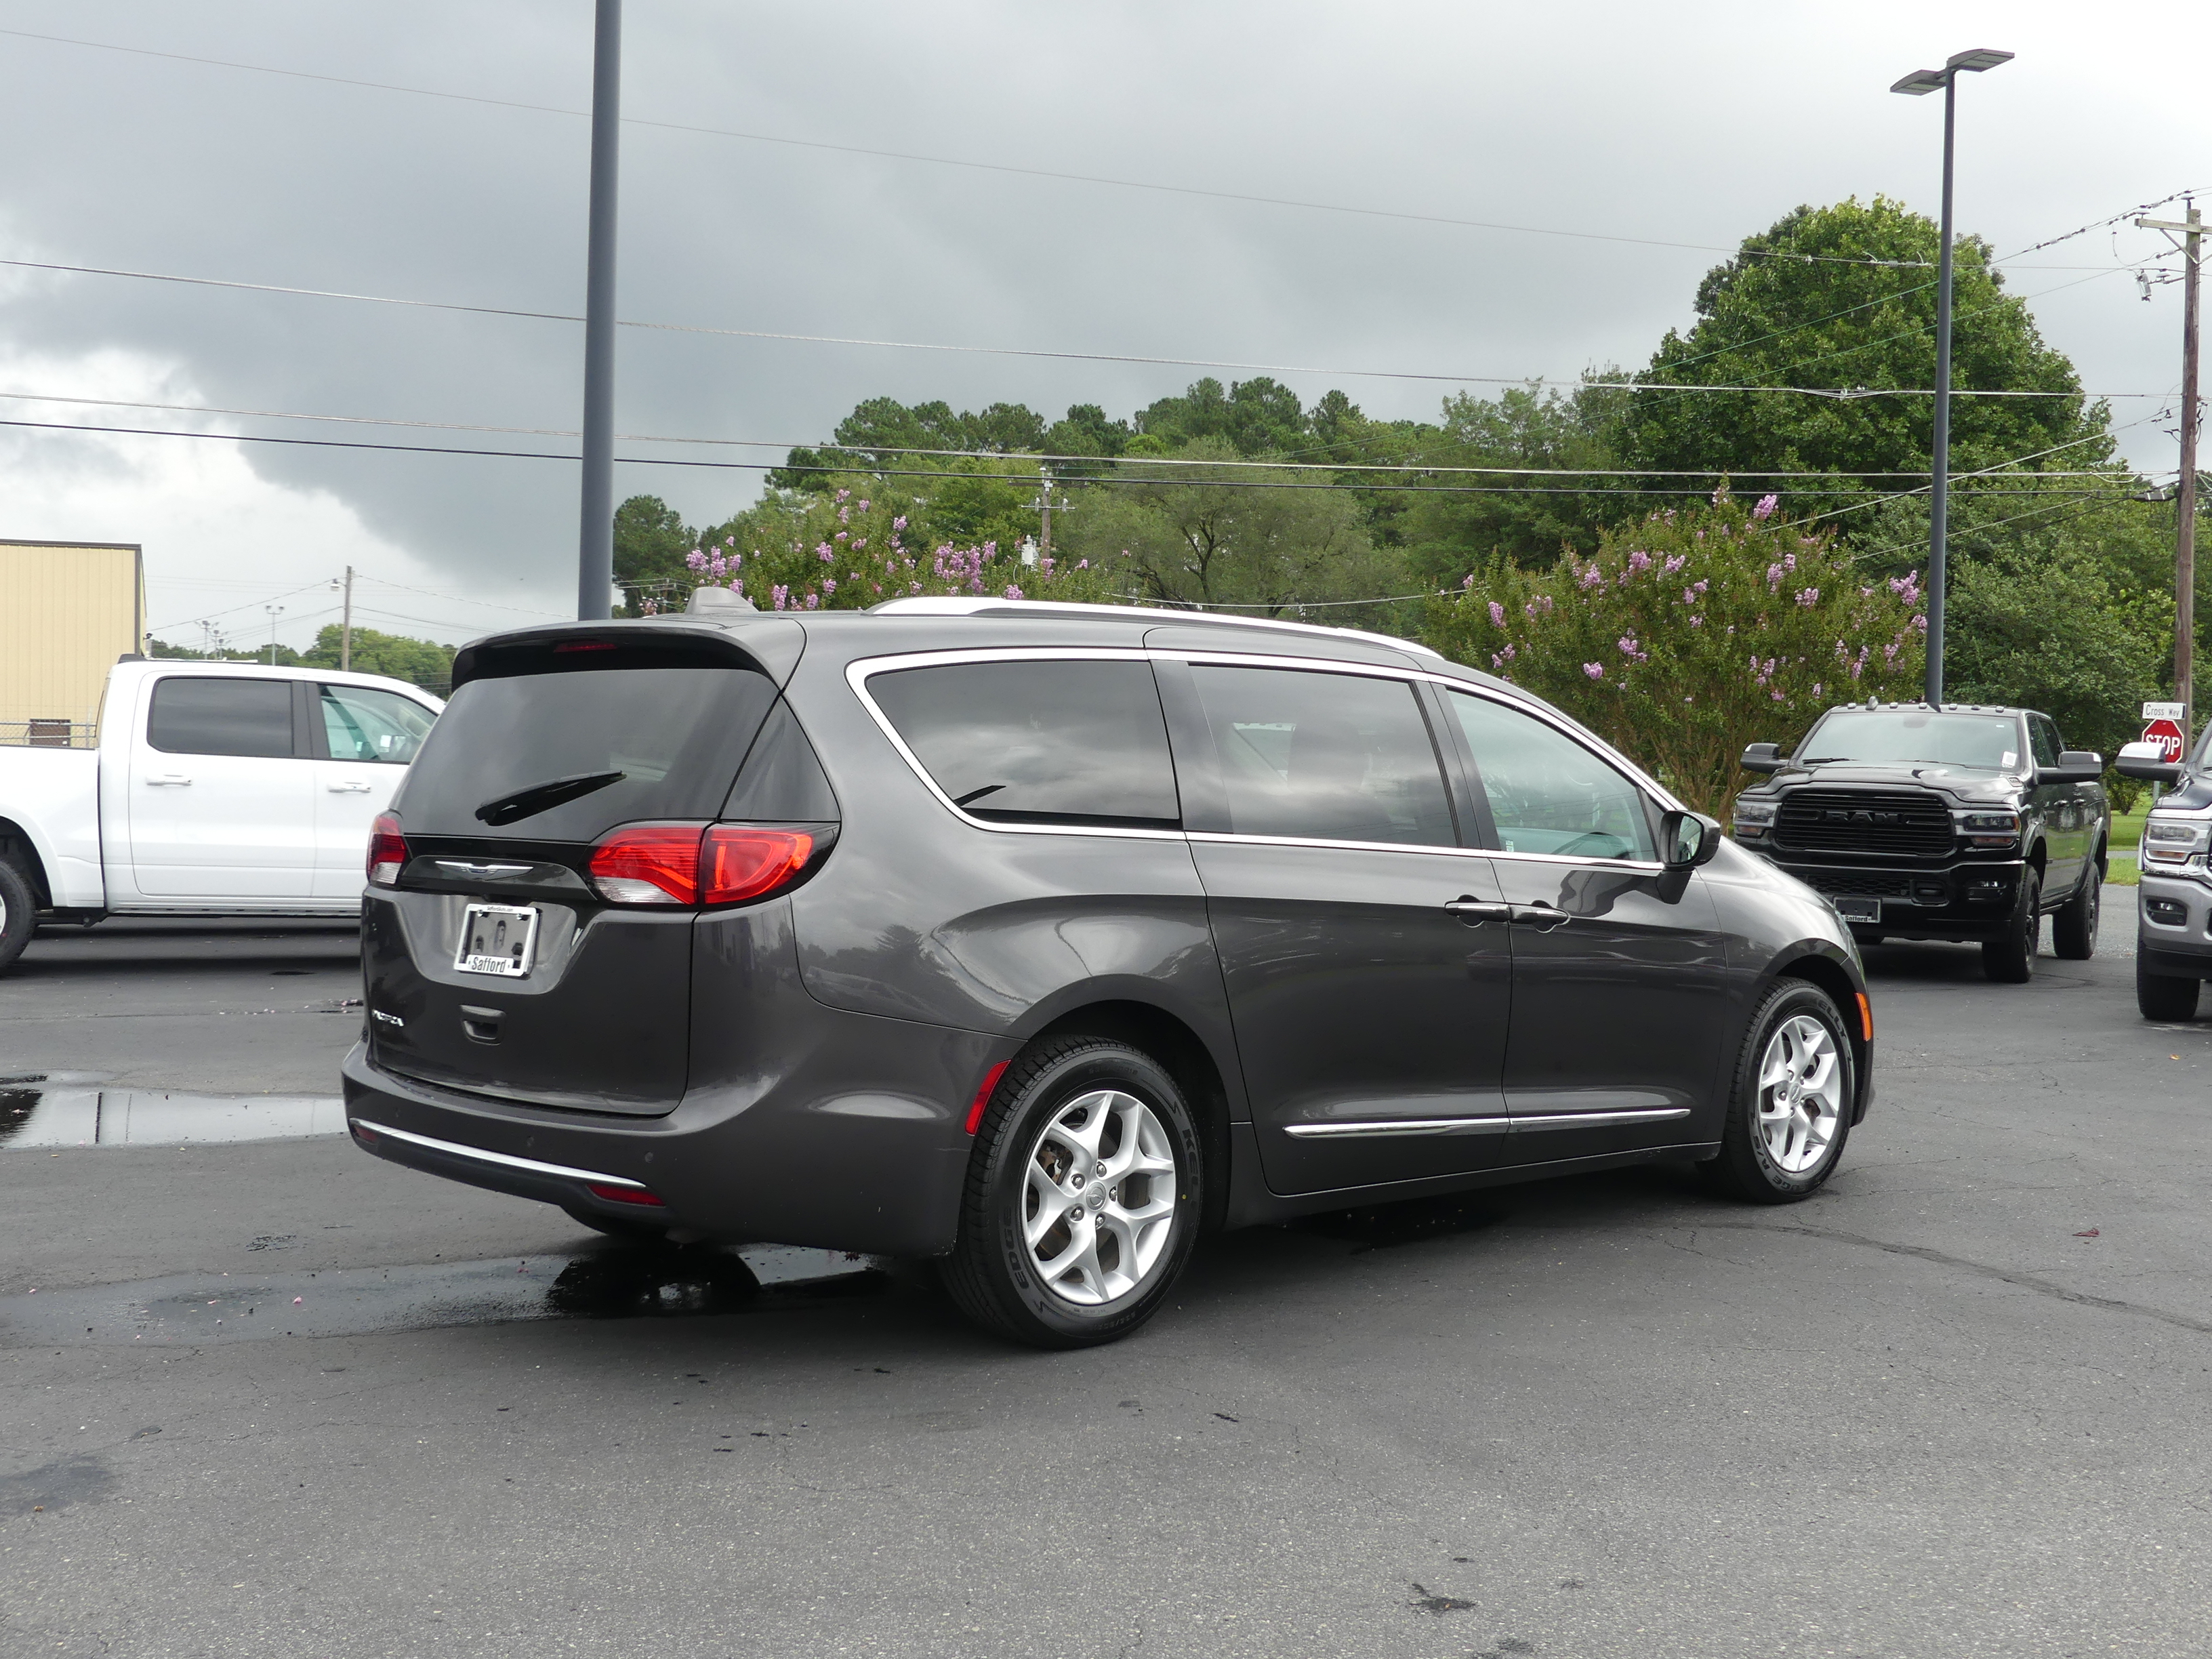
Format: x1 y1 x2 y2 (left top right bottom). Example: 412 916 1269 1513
1701 978 1855 1204
0 859 36 976
1982 867 2041 983
2051 861 2100 960
938 1037 1202 1349
2136 957 2201 1022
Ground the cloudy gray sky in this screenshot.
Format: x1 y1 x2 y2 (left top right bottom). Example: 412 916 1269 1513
0 0 2205 651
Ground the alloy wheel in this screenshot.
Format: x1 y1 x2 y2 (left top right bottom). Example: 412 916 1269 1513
1755 1014 1845 1175
1021 1088 1179 1307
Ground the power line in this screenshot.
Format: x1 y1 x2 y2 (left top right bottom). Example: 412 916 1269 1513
0 386 2151 478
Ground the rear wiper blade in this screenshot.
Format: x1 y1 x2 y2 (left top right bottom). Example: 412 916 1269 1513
475 770 626 826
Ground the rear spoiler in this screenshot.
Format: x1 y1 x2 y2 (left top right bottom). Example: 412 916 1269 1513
451 617 806 691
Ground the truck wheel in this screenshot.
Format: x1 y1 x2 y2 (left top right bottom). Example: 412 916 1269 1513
0 859 35 976
2136 957 2200 1021
1700 977 1856 1203
938 1037 1202 1350
1982 867 2040 984
2051 863 2100 960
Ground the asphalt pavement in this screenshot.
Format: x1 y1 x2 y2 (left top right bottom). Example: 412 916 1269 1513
4 892 2209 1659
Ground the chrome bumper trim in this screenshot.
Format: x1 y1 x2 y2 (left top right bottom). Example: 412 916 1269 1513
350 1118 647 1189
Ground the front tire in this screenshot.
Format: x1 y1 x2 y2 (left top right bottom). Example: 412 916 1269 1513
2136 956 2201 1022
938 1038 1202 1349
1982 867 2041 983
2051 859 2100 960
1701 978 1855 1204
0 859 36 976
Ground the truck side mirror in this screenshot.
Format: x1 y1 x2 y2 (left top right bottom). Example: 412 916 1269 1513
1659 809 1723 871
1740 742 1784 775
2045 750 2103 783
2114 741 2182 785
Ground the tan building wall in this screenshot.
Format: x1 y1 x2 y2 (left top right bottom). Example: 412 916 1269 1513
0 539 146 743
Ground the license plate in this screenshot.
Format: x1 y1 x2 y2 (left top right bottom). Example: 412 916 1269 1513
455 903 539 977
1832 897 1881 923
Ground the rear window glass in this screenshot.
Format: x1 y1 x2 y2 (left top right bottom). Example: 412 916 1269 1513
394 667 777 841
148 678 295 758
868 659 1179 828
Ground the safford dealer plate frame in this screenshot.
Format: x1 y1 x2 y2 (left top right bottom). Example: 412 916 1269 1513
455 903 539 978
1831 896 1882 924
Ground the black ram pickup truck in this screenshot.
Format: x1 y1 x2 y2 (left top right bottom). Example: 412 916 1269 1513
1730 703 2108 983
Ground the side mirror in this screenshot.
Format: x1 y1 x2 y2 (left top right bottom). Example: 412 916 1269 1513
1660 809 1723 871
1740 742 1784 775
2115 740 2182 785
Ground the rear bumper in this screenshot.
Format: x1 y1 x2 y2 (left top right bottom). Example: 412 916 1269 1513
342 1015 1003 1256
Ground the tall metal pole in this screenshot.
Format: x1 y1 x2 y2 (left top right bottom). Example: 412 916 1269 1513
1925 75 1958 708
576 0 622 621
2179 203 2202 745
340 565 354 672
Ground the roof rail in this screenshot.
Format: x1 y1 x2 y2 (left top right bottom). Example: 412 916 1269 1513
865 595 1443 660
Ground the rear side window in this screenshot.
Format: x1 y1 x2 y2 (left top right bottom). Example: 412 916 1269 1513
868 659 1179 828
394 667 778 841
148 678 295 758
319 684 436 764
1187 665 1455 846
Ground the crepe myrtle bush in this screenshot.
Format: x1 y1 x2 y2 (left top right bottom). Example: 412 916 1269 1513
644 487 1122 614
1427 491 1926 813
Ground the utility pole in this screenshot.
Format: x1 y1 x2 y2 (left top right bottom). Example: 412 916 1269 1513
2140 201 2203 744
340 565 355 671
576 0 622 621
1037 466 1054 558
1892 48 2013 708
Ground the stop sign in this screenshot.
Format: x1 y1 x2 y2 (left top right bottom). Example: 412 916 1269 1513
2143 718 2186 764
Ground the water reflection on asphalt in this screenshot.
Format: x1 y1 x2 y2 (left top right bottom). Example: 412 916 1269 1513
1 1243 886 1347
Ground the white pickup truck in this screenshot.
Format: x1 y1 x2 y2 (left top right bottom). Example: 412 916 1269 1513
0 658 443 973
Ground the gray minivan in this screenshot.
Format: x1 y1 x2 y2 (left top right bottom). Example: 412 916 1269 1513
344 596 1873 1347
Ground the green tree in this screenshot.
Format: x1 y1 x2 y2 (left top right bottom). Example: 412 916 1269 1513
1427 494 1924 812
613 495 698 615
1059 438 1408 623
1612 197 2111 516
300 626 456 691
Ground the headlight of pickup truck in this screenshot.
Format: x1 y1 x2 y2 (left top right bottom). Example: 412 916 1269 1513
1732 798 1776 838
1952 808 2021 847
2142 815 2211 869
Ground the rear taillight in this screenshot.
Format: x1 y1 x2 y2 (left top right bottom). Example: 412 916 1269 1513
588 823 705 904
701 826 814 903
588 823 819 907
588 1182 663 1207
367 812 408 886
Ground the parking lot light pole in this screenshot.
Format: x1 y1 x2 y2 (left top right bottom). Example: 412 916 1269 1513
1892 47 2013 708
577 0 622 621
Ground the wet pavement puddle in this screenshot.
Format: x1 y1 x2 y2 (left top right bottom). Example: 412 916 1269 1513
0 1076 345 1149
3 1244 886 1347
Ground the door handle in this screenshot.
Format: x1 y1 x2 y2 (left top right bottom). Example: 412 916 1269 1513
1509 903 1570 931
1444 897 1512 926
326 781 374 794
146 774 191 786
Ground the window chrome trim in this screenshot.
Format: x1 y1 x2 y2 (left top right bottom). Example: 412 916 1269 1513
1285 1115 1510 1138
350 1119 649 1188
844 642 1685 845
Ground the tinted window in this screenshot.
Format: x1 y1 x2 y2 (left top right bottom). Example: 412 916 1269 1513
319 684 436 764
147 678 295 759
869 659 1179 828
1189 665 1454 846
2029 714 2062 766
394 667 778 840
1450 693 1655 861
722 701 840 821
1799 710 2020 771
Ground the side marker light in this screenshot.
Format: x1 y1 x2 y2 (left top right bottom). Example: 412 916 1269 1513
1856 992 1873 1042
588 1183 664 1207
965 1061 1011 1136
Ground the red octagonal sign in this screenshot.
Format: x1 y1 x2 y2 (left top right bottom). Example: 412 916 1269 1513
2143 718 2186 764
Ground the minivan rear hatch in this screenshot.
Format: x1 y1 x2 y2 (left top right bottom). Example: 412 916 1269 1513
361 621 803 1115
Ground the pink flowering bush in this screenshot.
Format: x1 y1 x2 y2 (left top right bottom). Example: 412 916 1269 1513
1427 493 1924 811
660 487 1119 614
